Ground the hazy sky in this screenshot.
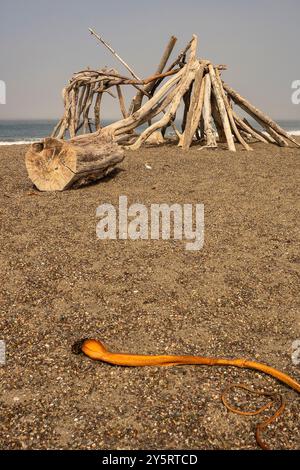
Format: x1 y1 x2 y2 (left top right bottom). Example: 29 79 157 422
0 0 299 120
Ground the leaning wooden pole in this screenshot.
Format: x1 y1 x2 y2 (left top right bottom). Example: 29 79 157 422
215 69 252 151
242 118 275 144
223 82 300 148
182 65 205 150
209 65 236 152
89 28 141 80
130 35 178 114
202 74 217 148
233 112 269 144
149 39 193 97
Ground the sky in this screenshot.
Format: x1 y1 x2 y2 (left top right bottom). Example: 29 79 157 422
0 0 299 121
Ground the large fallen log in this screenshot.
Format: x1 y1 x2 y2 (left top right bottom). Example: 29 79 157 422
25 136 124 191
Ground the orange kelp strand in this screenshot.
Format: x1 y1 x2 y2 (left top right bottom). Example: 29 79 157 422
77 338 300 449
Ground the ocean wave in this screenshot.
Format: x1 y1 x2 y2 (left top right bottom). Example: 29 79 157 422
0 130 299 146
0 139 42 146
262 130 300 137
289 130 300 136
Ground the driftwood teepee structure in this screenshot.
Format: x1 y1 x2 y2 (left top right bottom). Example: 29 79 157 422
25 32 299 191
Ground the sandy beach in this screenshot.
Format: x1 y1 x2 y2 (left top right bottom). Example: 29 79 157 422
0 140 299 450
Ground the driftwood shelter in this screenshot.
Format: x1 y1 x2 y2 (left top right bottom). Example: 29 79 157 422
25 32 300 191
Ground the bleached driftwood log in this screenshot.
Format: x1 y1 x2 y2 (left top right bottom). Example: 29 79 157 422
25 136 124 191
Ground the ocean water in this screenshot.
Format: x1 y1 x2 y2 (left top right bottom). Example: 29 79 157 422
0 119 299 145
0 119 114 145
0 120 57 145
278 120 300 135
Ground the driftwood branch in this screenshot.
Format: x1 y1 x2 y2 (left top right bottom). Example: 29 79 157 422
89 28 141 80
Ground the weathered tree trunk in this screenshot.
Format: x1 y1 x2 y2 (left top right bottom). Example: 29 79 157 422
182 65 205 150
181 88 192 133
202 74 217 148
211 94 227 143
25 136 124 191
